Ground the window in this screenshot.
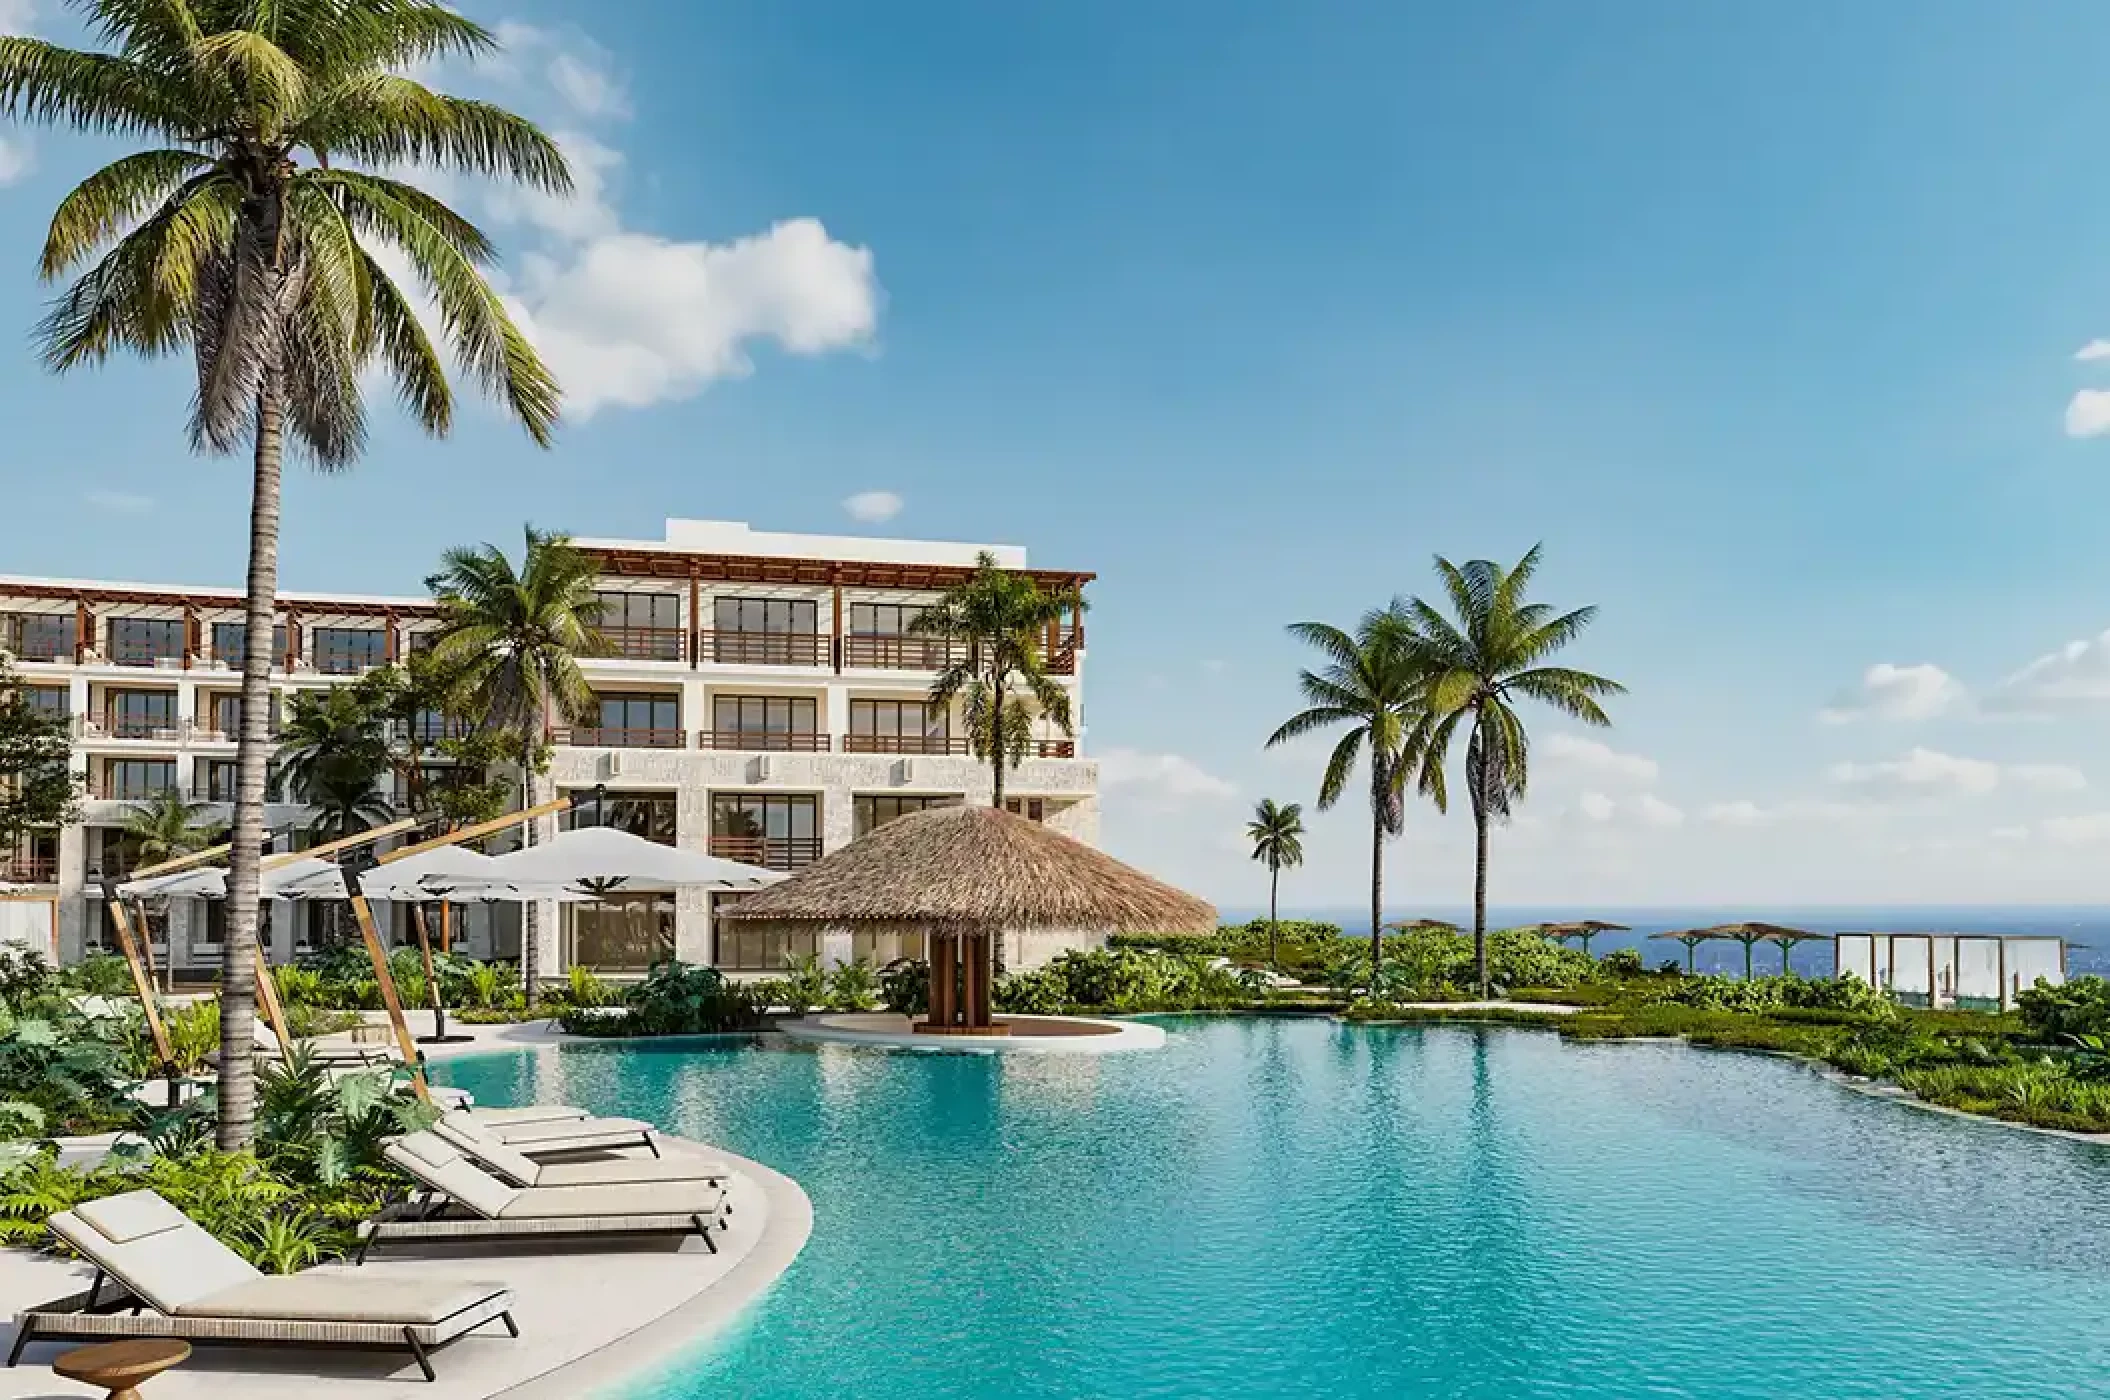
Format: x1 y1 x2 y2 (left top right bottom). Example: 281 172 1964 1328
101 759 175 800
591 592 684 661
105 689 175 738
579 693 680 746
107 618 183 665
1004 797 1047 823
710 597 820 665
853 794 963 839
24 687 66 717
847 603 925 636
708 695 818 750
4 613 75 662
210 622 288 666
712 892 820 971
572 789 677 846
710 794 819 871
566 893 675 972
196 760 238 802
847 699 953 753
842 602 955 668
309 626 386 674
850 928 927 965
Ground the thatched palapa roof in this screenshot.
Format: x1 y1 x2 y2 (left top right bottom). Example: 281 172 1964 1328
718 805 1216 933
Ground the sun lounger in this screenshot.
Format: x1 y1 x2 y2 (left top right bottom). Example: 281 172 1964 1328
464 1105 590 1127
360 1133 730 1263
10 1190 515 1382
441 1108 660 1157
432 1115 729 1189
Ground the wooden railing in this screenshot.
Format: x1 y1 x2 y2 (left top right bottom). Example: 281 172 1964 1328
0 857 56 883
696 730 832 753
839 634 969 671
553 727 687 749
699 631 828 667
708 834 823 871
1046 630 1080 676
1029 739 1077 758
843 733 968 756
596 626 688 663
88 771 176 799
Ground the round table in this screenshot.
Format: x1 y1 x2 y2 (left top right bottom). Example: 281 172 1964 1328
52 1339 190 1399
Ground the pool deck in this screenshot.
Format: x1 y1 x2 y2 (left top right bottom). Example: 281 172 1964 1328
0 1020 814 1399
780 1011 1169 1053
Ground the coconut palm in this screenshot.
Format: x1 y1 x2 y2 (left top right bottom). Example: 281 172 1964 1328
1405 546 1624 995
4 1 569 1149
909 551 1084 810
426 526 607 996
1245 798 1304 973
274 685 388 804
118 790 224 866
1266 610 1432 989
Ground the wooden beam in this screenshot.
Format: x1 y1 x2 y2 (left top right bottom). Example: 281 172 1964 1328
133 815 423 879
688 569 700 669
106 898 173 1070
412 902 445 1035
253 946 291 1051
376 796 572 866
348 889 429 1103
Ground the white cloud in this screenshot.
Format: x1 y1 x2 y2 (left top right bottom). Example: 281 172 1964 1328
488 22 630 120
483 130 624 243
842 490 903 525
1097 748 1236 807
1576 790 1683 828
0 136 29 187
1703 798 1865 828
1543 733 1658 784
1989 824 2031 843
2041 812 2110 845
1825 746 2084 798
1634 794 1686 828
0 1 35 33
2077 340 2110 362
1818 662 1965 723
85 489 152 514
1578 791 1615 822
1994 629 2110 710
2067 390 2110 437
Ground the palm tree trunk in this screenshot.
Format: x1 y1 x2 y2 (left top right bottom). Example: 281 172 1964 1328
1368 797 1383 994
1473 811 1490 997
519 723 538 1002
1268 864 1280 973
217 371 284 1152
989 688 1007 811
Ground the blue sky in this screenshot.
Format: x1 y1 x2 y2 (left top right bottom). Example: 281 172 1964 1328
7 1 2110 913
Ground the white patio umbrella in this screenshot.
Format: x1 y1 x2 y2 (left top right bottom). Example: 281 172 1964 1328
117 856 344 902
467 825 784 895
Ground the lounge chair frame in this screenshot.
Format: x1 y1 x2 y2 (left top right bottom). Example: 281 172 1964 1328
354 1189 728 1266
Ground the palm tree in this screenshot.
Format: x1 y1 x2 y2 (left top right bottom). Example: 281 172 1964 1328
909 552 1084 810
427 527 607 996
118 790 225 867
1406 546 1624 996
303 766 393 843
4 2 569 1150
275 685 388 803
1266 610 1431 990
1245 799 1304 972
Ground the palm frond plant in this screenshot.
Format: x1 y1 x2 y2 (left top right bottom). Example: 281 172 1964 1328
426 527 608 996
117 790 224 867
1405 546 1623 995
4 0 571 1148
1267 610 1434 989
1245 798 1305 973
908 551 1084 811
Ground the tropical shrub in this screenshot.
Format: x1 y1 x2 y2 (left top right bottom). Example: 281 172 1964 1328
879 959 929 1016
560 962 764 1037
994 968 1068 1014
0 1002 134 1135
2016 976 2110 1043
1595 947 1646 979
58 955 136 999
780 956 827 1017
826 960 880 1012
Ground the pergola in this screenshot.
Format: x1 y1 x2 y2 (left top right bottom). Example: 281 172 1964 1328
1649 928 1722 975
720 805 1215 1035
1533 920 1631 959
1762 928 1831 977
1701 922 1819 980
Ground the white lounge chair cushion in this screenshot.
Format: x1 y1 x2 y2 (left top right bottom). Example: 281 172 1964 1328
432 1118 546 1184
467 1105 587 1126
51 1192 258 1314
480 1115 652 1147
386 1133 520 1219
495 1182 725 1220
180 1273 507 1324
434 1116 726 1188
73 1191 190 1244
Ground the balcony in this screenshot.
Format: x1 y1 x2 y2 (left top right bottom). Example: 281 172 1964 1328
108 642 185 669
100 712 179 741
397 716 473 745
598 626 687 663
87 773 177 800
554 726 688 750
700 631 827 668
1029 739 1077 758
189 783 237 805
843 734 969 756
697 730 832 753
840 634 969 671
0 857 56 884
708 834 822 871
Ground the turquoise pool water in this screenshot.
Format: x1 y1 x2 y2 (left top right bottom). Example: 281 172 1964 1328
437 1018 2110 1399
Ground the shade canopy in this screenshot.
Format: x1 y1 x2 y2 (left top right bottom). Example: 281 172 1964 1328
471 825 783 895
721 804 1215 933
357 846 528 904
118 856 342 902
1543 920 1632 935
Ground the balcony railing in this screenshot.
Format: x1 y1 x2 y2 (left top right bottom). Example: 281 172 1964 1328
696 730 831 753
397 717 473 745
88 772 177 800
311 648 384 675
843 733 968 756
840 635 969 671
0 857 56 884
5 637 72 663
189 782 237 804
554 727 688 749
1030 739 1077 758
102 712 179 740
699 631 827 667
1047 630 1080 676
108 643 185 668
708 834 822 872
596 626 688 662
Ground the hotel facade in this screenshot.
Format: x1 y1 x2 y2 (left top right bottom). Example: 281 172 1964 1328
0 518 1097 980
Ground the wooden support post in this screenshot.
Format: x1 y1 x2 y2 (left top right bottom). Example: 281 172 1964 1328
182 604 195 670
411 902 447 1040
688 571 701 668
377 797 571 866
348 889 429 1103
131 900 164 996
253 946 291 1051
106 896 174 1087
440 901 452 955
74 600 89 665
831 577 843 673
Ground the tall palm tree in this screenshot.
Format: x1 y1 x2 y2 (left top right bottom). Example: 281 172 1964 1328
275 685 388 803
1267 610 1431 989
1245 798 1304 973
1406 546 1623 996
427 526 607 996
118 790 225 866
4 1 569 1150
909 552 1084 810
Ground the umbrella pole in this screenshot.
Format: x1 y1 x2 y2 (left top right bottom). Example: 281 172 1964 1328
1780 942 1792 977
439 901 452 955
348 890 430 1104
1685 940 1696 975
412 902 446 1041
1744 939 1754 981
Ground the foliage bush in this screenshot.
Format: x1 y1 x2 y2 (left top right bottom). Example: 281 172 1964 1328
1594 947 1646 979
2016 976 2110 1043
557 962 765 1037
58 955 137 999
825 960 879 1012
879 959 928 1016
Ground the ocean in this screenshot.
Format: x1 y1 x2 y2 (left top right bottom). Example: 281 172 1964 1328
1213 904 2110 979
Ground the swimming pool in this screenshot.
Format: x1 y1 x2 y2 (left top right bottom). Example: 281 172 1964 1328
436 1017 2110 1399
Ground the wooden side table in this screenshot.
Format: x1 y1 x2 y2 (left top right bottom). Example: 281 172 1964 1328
52 1339 190 1399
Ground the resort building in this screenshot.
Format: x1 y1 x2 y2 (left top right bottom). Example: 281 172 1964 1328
0 518 1097 980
